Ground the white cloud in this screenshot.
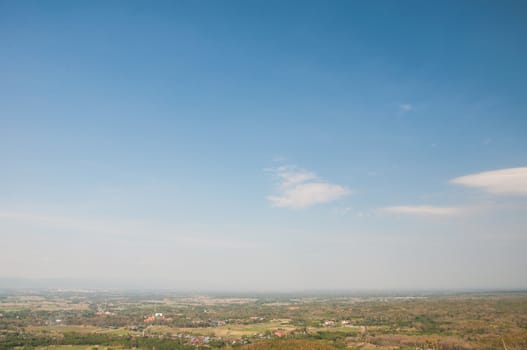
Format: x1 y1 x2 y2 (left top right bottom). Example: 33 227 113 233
451 166 527 195
382 205 464 216
266 165 350 209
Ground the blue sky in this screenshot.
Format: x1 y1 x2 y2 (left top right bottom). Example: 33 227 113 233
1 0 527 290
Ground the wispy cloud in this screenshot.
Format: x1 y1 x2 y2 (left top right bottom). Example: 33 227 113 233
451 166 527 195
381 205 465 216
0 210 251 248
266 165 350 209
0 210 128 235
399 103 414 113
274 167 317 187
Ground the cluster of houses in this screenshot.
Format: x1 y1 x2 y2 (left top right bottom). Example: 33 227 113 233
134 325 281 347
189 335 211 345
95 303 115 316
273 330 287 337
144 312 173 323
169 333 217 345
95 310 114 316
323 319 353 327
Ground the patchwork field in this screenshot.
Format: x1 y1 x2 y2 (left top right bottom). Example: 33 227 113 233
1 291 527 349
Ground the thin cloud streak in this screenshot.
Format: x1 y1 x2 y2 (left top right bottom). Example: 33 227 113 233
0 210 129 236
274 167 317 187
0 210 251 249
266 165 350 209
399 103 414 112
382 205 465 216
451 166 527 195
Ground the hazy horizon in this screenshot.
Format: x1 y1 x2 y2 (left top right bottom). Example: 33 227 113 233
1 1 527 292
2 277 527 295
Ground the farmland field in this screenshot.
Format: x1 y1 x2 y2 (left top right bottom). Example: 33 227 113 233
1 291 527 349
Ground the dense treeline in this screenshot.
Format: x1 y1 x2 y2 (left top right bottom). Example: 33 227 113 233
239 339 337 350
0 332 201 350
